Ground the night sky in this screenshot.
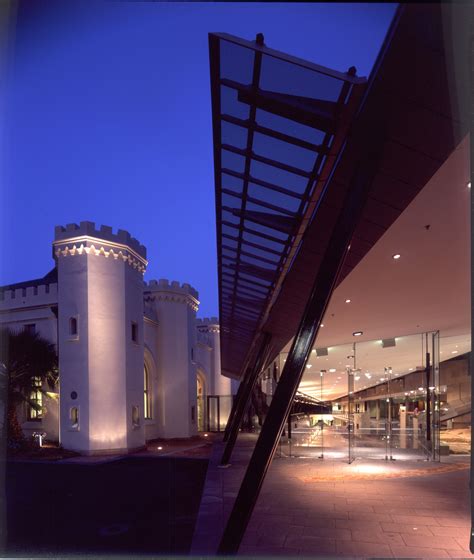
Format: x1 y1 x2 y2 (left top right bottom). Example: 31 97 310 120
1 2 397 317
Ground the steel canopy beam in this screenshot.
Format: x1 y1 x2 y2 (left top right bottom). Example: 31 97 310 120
217 128 385 554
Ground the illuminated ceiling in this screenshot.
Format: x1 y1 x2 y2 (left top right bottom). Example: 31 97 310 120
291 135 471 400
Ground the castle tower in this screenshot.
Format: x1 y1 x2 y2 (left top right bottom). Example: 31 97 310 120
196 317 229 396
196 317 231 430
54 221 148 454
144 279 199 438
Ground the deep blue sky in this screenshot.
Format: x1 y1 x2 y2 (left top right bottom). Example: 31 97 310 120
1 2 397 317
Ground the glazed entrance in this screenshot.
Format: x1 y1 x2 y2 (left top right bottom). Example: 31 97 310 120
262 331 471 463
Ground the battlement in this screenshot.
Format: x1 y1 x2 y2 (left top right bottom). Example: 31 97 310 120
196 317 219 327
145 279 199 300
54 221 146 259
0 283 58 308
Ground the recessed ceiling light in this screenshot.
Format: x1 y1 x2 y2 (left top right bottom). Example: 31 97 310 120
353 331 363 337
418 387 424 391
306 364 312 369
320 323 324 328
451 350 458 354
392 254 401 260
311 349 316 353
355 376 360 381
329 368 336 373
345 299 351 303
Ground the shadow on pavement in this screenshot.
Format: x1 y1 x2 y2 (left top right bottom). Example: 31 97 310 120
5 456 208 556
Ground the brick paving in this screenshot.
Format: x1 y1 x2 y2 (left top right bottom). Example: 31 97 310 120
191 433 473 558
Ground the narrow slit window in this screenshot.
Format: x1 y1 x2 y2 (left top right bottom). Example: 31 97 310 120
69 317 78 336
70 407 79 426
131 322 138 343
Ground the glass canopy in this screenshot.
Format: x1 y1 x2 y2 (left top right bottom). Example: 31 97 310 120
209 32 366 378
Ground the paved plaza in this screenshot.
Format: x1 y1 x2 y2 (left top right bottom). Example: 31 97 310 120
192 433 473 558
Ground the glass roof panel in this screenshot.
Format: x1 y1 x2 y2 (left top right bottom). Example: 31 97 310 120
221 85 250 120
252 132 316 173
221 121 248 149
221 149 246 174
247 183 301 213
219 39 255 84
259 53 343 101
256 108 326 145
250 160 308 193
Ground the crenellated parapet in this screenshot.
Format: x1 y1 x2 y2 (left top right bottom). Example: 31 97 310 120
0 283 58 309
196 316 220 334
144 279 200 312
53 221 148 274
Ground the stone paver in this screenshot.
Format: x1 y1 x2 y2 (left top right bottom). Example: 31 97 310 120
191 433 473 558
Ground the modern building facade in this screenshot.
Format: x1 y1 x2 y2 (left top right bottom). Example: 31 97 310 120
0 221 232 454
206 3 471 553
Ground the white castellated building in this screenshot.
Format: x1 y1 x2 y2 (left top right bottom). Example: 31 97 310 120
0 221 232 454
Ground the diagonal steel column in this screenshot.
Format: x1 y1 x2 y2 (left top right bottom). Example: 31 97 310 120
220 333 272 465
223 374 247 443
223 338 262 443
217 135 385 553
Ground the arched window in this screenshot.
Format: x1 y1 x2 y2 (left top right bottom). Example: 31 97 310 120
144 364 152 419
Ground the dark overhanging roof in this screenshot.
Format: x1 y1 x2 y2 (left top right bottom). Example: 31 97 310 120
210 4 470 381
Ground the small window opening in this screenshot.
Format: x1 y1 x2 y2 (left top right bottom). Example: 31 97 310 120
69 317 78 336
70 406 79 426
132 405 140 427
131 322 138 343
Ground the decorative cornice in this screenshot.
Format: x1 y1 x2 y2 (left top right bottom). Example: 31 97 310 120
196 317 220 334
55 222 147 259
145 293 199 312
198 325 220 334
54 240 147 274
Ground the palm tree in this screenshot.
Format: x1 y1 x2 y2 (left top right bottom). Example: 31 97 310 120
0 327 58 446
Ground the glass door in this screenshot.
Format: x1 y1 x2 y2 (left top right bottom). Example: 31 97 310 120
431 330 441 461
206 395 220 432
347 366 355 463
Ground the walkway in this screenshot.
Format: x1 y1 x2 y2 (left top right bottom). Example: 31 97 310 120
191 433 473 558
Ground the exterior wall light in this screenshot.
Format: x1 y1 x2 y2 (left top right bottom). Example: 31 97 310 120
392 254 401 260
352 331 363 336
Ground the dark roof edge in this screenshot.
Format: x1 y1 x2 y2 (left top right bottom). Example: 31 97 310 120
0 267 58 292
